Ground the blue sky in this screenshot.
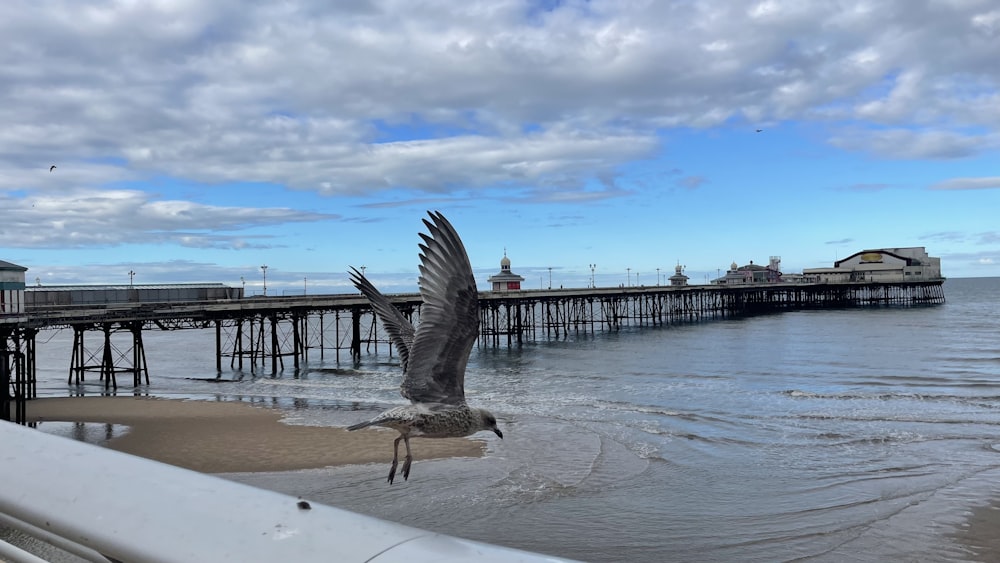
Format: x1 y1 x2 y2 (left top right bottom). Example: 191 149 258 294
2 1 999 294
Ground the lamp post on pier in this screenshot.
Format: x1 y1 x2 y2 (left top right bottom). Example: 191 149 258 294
548 267 552 290
261 265 268 296
128 270 135 288
589 263 596 288
626 267 631 287
657 267 661 286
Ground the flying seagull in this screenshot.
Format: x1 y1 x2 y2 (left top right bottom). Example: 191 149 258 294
49 165 56 172
347 211 502 484
755 129 763 133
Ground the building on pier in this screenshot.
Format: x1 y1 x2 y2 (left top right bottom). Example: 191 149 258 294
487 252 525 292
803 247 942 282
668 264 689 286
25 283 242 307
712 256 782 285
0 260 28 315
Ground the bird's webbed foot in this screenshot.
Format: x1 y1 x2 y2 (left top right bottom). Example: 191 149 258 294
387 459 399 484
401 455 413 481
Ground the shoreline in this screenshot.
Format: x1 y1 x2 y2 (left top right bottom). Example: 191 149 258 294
24 396 484 473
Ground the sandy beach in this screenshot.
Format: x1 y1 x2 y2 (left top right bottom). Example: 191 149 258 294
952 498 1000 562
24 396 484 473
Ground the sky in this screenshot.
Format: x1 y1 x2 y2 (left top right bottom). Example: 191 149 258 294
2 0 999 295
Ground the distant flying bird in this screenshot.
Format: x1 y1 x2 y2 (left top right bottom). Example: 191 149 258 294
755 129 763 133
49 165 56 172
346 211 503 484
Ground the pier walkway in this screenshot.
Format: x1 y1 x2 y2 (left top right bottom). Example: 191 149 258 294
2 280 945 423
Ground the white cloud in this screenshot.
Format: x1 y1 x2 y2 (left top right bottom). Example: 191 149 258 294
828 128 990 159
928 177 1000 190
941 250 1000 270
0 189 333 248
1 0 999 206
676 176 708 190
855 71 926 123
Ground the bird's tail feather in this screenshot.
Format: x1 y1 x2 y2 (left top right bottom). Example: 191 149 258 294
346 420 373 431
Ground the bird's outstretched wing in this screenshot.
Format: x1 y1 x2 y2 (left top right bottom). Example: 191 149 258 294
403 211 480 405
349 266 415 373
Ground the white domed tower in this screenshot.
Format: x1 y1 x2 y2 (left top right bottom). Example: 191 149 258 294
669 263 689 286
488 250 525 292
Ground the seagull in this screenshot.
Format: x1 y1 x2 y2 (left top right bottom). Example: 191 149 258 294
347 211 503 484
755 129 763 133
49 165 56 172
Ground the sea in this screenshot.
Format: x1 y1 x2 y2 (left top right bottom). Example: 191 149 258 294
18 277 1000 562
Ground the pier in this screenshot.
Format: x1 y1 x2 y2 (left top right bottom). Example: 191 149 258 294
2 280 945 423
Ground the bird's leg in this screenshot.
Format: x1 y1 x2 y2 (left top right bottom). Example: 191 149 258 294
388 435 402 484
401 435 413 481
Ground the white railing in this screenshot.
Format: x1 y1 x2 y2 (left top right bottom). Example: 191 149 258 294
0 422 574 563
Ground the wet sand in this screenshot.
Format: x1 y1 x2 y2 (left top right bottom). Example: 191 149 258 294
953 498 1000 562
25 396 483 473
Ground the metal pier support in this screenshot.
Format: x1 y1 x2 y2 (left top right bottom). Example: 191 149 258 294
68 322 149 391
1 326 36 424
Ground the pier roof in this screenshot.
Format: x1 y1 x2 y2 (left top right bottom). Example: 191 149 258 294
0 260 28 271
25 283 231 292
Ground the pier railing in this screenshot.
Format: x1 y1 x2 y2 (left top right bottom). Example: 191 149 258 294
0 421 576 562
2 280 945 422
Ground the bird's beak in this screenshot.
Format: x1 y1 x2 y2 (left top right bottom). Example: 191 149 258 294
493 427 503 439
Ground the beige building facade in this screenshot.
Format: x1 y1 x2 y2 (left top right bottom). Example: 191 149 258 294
803 247 942 283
